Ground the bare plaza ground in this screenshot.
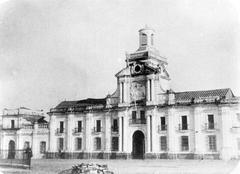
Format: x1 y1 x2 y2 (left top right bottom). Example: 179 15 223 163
0 159 239 174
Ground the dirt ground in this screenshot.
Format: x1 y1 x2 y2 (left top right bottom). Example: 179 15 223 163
0 159 239 174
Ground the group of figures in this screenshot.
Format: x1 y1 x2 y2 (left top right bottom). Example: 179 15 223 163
59 163 114 174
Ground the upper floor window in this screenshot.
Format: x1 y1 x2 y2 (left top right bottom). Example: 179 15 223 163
160 117 166 131
77 121 82 132
181 136 189 151
60 121 64 133
181 116 188 130
132 111 137 121
140 111 145 121
112 119 118 132
141 33 147 46
208 115 214 129
11 120 15 129
96 120 101 132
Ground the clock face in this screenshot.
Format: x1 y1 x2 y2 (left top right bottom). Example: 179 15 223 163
131 63 143 75
130 81 146 102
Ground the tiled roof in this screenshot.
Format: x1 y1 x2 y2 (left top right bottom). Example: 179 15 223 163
55 98 106 109
175 88 233 101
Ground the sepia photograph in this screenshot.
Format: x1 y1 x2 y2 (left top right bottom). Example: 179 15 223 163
0 0 240 173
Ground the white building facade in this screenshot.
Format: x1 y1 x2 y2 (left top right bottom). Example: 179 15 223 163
0 107 49 159
47 27 240 160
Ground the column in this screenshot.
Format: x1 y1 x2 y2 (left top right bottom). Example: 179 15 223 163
66 114 74 152
118 116 122 152
105 114 111 152
193 107 203 155
32 121 38 158
85 113 93 152
49 115 57 152
168 108 176 154
123 111 129 152
119 81 123 103
147 115 151 152
220 107 233 160
151 109 158 152
151 79 155 103
147 79 150 101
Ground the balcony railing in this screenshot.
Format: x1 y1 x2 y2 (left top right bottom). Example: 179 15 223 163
129 118 146 125
111 126 119 133
56 128 64 134
1 126 21 130
92 127 103 133
72 127 83 134
178 124 189 131
204 123 217 131
38 123 48 129
22 125 34 129
158 125 167 132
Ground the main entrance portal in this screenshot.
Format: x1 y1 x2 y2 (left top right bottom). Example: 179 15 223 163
132 130 145 159
8 140 16 159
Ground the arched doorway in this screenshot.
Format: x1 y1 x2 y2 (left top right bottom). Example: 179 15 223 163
8 140 16 159
132 130 145 159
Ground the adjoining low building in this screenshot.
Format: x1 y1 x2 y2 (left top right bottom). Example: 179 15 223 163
0 107 49 159
47 27 240 160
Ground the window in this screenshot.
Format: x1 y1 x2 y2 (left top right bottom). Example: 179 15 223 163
121 82 124 103
132 111 137 121
75 138 82 150
208 135 216 151
95 137 101 150
160 117 166 130
11 120 15 129
208 115 214 129
40 141 46 154
181 136 189 151
141 33 147 46
112 119 118 132
151 34 154 45
160 136 167 151
58 138 64 150
77 121 82 132
111 137 119 151
96 120 101 132
140 111 145 123
60 121 64 133
181 116 188 130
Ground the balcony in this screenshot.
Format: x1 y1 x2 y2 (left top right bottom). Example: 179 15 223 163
72 127 83 135
129 118 146 125
178 124 189 132
204 123 217 131
92 127 103 134
158 125 167 132
55 128 65 135
1 126 20 130
111 126 119 134
22 125 34 129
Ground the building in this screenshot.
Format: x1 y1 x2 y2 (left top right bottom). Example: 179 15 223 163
0 107 49 159
47 27 240 160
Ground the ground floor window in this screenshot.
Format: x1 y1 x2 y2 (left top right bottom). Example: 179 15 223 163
208 135 217 151
160 136 167 151
40 141 46 154
181 136 189 151
75 138 82 150
111 137 119 151
58 138 64 151
94 137 101 150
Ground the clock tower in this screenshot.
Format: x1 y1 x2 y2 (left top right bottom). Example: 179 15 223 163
115 26 170 106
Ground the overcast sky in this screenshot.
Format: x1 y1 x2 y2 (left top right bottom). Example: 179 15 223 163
0 0 239 112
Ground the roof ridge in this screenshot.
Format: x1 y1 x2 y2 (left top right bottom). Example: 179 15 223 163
175 88 230 94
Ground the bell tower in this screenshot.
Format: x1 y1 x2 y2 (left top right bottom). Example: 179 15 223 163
138 26 155 49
